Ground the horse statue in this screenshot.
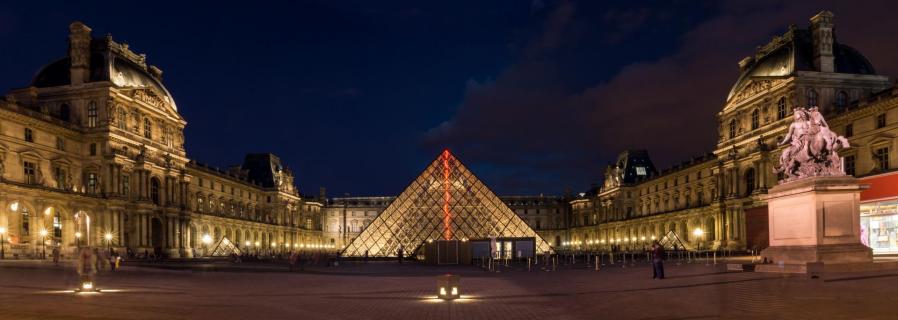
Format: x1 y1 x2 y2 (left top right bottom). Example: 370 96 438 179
774 106 849 182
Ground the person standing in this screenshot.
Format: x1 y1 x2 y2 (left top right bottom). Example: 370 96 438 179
651 241 665 279
397 246 404 264
51 247 60 266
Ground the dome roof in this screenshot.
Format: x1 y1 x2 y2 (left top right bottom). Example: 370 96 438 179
727 29 877 101
30 45 178 111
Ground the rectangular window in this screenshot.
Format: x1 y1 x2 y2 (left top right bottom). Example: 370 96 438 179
118 109 127 130
56 137 65 151
875 148 890 171
87 173 98 194
23 161 36 184
89 143 97 156
55 167 66 189
844 155 856 176
87 103 98 128
845 124 854 137
24 128 34 142
877 114 887 129
696 191 704 206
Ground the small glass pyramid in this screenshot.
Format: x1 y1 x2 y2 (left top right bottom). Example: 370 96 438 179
342 150 553 257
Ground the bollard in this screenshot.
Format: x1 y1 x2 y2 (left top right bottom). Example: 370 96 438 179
622 252 627 268
713 251 717 265
528 257 531 272
609 252 614 265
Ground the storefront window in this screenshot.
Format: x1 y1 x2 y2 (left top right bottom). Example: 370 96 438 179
860 199 898 254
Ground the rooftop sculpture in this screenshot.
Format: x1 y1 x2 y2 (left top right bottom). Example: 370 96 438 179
775 106 850 182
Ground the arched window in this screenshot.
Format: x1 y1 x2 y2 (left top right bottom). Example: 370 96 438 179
751 109 760 130
87 101 97 128
807 89 818 107
197 197 204 212
728 119 737 139
144 118 152 139
835 91 848 110
777 97 787 119
60 103 71 122
150 177 160 205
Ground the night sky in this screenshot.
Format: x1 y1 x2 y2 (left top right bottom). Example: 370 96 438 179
1 1 897 197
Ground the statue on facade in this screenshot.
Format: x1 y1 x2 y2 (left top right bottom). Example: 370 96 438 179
774 106 850 182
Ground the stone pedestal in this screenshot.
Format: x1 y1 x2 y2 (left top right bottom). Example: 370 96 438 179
760 176 872 265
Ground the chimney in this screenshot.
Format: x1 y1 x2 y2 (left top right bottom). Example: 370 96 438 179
68 21 92 85
810 11 835 73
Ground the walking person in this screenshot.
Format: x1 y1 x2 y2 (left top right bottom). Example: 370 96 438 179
52 247 60 266
651 241 665 279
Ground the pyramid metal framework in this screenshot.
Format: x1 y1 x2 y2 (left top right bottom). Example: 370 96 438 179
209 237 241 257
342 150 553 257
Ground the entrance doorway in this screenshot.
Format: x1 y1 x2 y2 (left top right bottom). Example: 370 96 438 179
151 218 164 251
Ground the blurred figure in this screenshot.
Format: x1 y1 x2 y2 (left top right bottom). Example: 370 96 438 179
651 241 665 280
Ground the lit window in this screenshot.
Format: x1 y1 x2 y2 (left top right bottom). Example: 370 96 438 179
144 118 152 139
87 101 97 128
728 119 737 139
117 108 127 129
87 173 98 193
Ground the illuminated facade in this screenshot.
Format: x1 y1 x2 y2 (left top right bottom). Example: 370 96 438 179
566 11 898 253
0 22 323 259
342 150 552 257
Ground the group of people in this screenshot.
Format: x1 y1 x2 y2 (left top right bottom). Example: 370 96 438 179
48 247 122 271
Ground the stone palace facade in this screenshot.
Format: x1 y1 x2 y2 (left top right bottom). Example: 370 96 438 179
0 22 324 259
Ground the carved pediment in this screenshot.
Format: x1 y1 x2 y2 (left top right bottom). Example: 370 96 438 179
731 79 785 103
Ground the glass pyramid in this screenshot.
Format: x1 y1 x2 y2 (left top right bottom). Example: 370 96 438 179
342 150 553 257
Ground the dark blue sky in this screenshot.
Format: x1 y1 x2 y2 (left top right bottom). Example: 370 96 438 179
2 1 896 197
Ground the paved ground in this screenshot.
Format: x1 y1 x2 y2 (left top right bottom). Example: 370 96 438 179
1 257 897 320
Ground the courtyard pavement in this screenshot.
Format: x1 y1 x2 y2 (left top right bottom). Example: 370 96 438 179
0 257 896 319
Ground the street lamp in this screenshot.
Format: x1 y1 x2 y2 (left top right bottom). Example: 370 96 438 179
75 231 82 248
104 232 113 255
0 227 6 260
693 228 704 251
39 229 48 259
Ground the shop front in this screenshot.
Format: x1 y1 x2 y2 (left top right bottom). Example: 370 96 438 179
860 172 898 255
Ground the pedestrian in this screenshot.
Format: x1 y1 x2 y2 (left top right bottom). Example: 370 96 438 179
114 252 122 270
364 250 368 264
397 246 404 264
651 240 665 280
52 247 60 266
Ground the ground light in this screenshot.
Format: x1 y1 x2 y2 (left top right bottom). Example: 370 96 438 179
437 274 460 300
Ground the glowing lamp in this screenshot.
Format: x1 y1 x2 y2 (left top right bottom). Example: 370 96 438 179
437 274 460 300
255 241 261 247
693 228 703 237
9 201 18 212
74 231 81 238
201 234 212 244
39 229 48 237
0 227 6 235
104 233 113 241
245 241 251 247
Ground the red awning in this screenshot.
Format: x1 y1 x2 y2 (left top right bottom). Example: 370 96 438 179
860 172 898 202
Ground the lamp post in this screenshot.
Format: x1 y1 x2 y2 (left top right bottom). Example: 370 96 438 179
693 228 704 252
104 232 113 255
0 227 6 260
39 229 48 259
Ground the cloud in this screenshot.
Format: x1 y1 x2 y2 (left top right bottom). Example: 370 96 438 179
423 0 898 194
